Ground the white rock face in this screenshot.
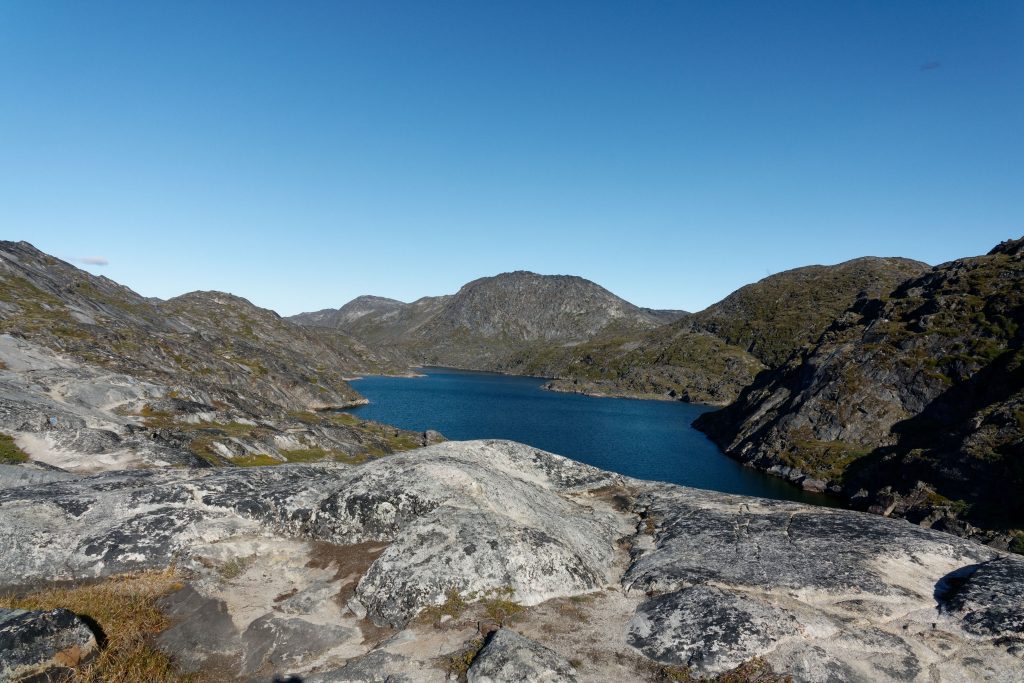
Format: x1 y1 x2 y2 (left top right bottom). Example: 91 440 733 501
0 334 188 471
0 440 1022 681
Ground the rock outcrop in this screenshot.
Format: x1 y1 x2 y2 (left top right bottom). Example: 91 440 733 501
0 332 438 472
467 629 579 683
0 240 404 418
0 608 98 681
1 440 1021 681
696 237 1024 548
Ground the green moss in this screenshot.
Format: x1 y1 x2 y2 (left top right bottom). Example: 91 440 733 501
217 555 254 579
231 453 282 467
0 433 29 464
420 588 469 625
279 448 332 463
481 586 523 626
442 636 485 679
329 412 360 426
1009 534 1024 556
779 429 872 482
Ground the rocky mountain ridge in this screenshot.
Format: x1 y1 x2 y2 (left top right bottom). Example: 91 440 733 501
290 271 687 370
536 256 928 404
0 241 433 472
1 240 1022 680
696 238 1024 551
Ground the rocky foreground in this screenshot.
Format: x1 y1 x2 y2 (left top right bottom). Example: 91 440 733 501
2 440 1022 681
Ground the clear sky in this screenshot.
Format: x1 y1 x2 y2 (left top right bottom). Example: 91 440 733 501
2 1 1022 315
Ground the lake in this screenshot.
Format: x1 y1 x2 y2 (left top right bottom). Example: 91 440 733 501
349 367 837 506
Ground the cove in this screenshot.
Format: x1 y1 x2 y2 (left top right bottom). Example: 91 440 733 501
349 367 837 507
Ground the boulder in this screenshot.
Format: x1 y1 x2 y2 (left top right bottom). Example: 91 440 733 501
467 629 578 683
0 608 97 681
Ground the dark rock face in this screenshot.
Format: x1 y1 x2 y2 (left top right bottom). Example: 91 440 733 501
697 237 1024 544
0 608 97 681
938 557 1024 640
627 586 799 674
467 629 578 683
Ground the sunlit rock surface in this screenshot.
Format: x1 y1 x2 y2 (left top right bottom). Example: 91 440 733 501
1 440 1022 681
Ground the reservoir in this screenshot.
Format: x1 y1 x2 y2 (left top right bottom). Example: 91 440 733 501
349 367 836 507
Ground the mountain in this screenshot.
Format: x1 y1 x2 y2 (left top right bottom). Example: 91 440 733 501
686 256 930 367
290 271 687 369
290 295 407 328
0 241 435 471
696 237 1024 549
501 327 766 405
515 257 928 404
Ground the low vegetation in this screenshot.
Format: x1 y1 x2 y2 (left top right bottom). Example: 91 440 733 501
441 635 486 680
419 585 524 628
0 432 29 464
480 586 524 626
0 570 188 683
637 655 792 682
217 555 254 580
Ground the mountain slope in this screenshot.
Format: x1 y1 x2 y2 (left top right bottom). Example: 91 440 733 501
0 241 432 471
687 256 930 367
501 328 765 405
290 295 407 328
695 237 1024 548
291 271 687 369
0 241 377 413
519 256 928 404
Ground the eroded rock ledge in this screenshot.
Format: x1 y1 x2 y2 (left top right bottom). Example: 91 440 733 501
1 440 1022 681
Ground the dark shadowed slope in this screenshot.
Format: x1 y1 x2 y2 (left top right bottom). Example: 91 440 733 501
696 237 1024 550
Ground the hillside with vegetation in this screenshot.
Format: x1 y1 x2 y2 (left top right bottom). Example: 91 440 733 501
0 241 433 472
291 271 686 370
696 238 1024 550
507 257 927 404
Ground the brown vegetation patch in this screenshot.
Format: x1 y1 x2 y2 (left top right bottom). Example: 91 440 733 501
0 569 189 683
305 541 394 645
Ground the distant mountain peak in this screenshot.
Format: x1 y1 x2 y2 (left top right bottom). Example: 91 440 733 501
290 270 687 366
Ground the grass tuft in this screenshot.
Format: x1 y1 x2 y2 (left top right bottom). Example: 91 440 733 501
441 636 485 680
217 556 254 580
0 570 188 683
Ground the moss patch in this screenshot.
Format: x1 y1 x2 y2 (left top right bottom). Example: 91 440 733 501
230 453 281 467
0 432 29 464
779 429 872 482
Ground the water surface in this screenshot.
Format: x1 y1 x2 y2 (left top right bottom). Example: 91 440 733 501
350 367 836 506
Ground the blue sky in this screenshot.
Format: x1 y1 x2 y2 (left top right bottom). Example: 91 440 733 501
2 1 1022 314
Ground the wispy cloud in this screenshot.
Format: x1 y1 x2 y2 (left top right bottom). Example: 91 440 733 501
920 61 941 71
77 257 110 266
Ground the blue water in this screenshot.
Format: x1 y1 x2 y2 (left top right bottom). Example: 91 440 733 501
349 367 837 506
